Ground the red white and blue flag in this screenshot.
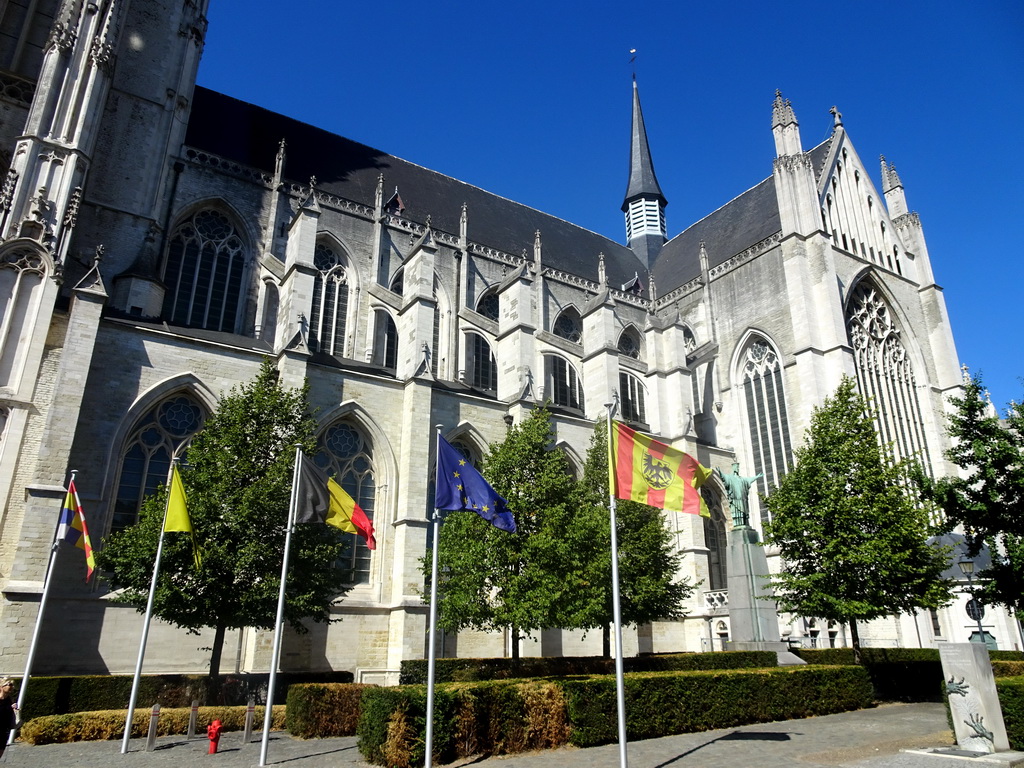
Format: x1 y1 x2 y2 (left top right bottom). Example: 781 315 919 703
56 479 96 581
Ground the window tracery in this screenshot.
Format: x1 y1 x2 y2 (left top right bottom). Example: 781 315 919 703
0 247 47 388
846 283 930 466
466 332 497 392
741 336 793 525
309 242 349 357
619 372 646 424
617 328 642 360
544 354 584 411
113 394 205 532
477 291 499 322
552 308 582 344
316 421 377 584
162 209 247 333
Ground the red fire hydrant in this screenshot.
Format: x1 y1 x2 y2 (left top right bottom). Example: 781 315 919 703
207 719 223 754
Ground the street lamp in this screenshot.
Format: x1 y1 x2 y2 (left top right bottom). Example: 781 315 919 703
958 558 986 644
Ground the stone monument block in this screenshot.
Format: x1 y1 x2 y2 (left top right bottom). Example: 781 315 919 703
939 642 1009 753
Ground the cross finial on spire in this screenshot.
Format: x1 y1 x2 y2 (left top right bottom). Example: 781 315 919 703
830 105 843 129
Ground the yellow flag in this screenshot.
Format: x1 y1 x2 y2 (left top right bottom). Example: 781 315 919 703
165 464 202 568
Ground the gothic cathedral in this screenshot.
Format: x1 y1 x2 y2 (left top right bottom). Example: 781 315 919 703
0 1 1005 682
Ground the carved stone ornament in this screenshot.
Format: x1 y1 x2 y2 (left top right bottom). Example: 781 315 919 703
90 37 115 74
0 168 19 211
46 21 77 53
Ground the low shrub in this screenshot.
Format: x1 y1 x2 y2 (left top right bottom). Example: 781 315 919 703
13 670 354 718
562 665 873 747
993 661 1024 678
358 681 567 768
997 676 1024 750
357 665 871 766
398 651 776 685
795 648 942 702
286 683 374 738
19 704 286 745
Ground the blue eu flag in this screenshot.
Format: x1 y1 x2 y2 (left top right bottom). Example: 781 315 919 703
435 435 516 533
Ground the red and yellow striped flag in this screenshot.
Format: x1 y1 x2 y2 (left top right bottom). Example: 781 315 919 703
610 421 711 517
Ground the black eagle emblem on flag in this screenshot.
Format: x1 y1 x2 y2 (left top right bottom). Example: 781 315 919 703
642 451 674 490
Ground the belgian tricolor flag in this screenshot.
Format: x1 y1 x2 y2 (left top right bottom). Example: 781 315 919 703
294 452 376 549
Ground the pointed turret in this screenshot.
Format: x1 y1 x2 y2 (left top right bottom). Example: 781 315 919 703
772 90 803 156
621 77 667 267
880 155 908 217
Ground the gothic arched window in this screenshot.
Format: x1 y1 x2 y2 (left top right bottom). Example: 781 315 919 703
309 241 350 357
544 354 584 411
372 309 398 371
619 372 646 424
846 282 930 466
740 336 793 525
477 291 499 322
466 332 497 392
552 307 582 344
317 421 377 583
162 209 248 333
113 394 205 532
702 490 728 591
617 327 642 360
0 247 47 388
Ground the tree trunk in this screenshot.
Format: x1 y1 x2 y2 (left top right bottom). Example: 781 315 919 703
849 619 862 665
602 624 611 659
208 624 227 703
511 626 520 660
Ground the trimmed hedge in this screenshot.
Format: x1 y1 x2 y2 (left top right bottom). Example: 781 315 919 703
796 648 1024 703
993 661 1024 678
996 676 1024 750
356 665 872 766
286 683 375 738
398 651 777 685
561 666 873 747
12 671 354 720
358 680 569 767
19 704 286 745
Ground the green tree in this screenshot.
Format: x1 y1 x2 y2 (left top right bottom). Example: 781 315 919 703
763 377 951 663
575 421 693 656
97 361 350 684
926 372 1024 613
429 406 580 657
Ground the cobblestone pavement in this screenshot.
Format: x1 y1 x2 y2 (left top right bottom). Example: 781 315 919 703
1 702 1019 768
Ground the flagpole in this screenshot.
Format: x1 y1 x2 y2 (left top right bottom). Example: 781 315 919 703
9 470 75 746
425 426 444 768
605 403 629 768
259 446 301 767
122 459 177 754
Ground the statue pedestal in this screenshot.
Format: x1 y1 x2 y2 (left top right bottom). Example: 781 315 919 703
726 526 782 645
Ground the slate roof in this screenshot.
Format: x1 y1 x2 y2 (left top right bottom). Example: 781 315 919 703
622 79 666 209
185 87 837 301
185 87 645 289
651 137 834 295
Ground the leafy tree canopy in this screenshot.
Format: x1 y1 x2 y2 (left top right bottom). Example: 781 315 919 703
98 360 350 678
763 377 951 659
574 421 692 640
925 372 1024 612
428 406 582 655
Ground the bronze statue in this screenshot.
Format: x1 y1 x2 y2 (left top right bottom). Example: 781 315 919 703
715 461 763 527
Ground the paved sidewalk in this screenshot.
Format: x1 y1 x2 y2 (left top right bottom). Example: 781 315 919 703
0 702 1018 768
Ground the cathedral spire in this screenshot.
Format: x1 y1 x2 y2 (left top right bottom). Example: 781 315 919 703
772 90 803 156
621 77 667 268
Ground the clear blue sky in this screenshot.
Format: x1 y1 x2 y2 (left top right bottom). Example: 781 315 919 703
197 0 1023 410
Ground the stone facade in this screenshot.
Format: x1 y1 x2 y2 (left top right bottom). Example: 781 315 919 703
0 1 1015 684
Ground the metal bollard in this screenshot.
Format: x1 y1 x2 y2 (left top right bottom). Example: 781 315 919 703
186 699 199 740
242 698 255 743
144 703 160 752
